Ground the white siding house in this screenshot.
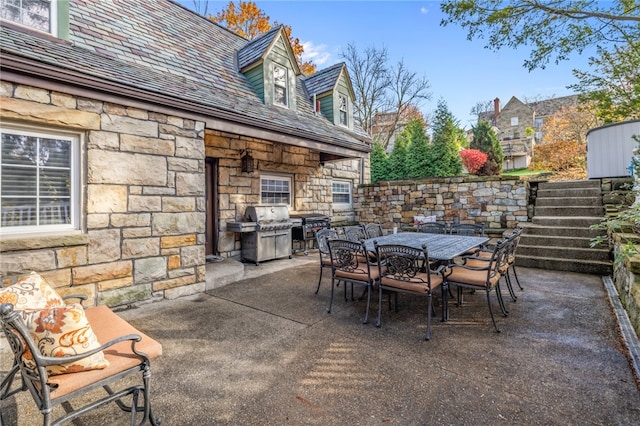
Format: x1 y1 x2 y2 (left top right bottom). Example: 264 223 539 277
587 120 640 178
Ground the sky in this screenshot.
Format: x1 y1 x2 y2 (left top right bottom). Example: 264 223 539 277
181 0 597 129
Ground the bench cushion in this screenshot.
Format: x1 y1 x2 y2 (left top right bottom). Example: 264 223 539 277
47 305 163 400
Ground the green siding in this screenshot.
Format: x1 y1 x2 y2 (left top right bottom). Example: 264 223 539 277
244 65 265 102
265 35 296 109
319 94 333 121
57 0 70 39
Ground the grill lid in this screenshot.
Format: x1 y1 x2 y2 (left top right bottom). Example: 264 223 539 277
245 205 290 222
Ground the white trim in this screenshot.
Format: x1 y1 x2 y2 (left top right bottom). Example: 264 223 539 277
331 179 352 208
260 174 292 206
0 124 81 236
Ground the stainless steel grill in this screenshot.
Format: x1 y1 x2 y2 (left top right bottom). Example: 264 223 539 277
227 205 294 265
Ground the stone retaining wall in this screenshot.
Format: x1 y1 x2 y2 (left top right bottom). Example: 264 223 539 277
353 176 528 232
613 234 640 337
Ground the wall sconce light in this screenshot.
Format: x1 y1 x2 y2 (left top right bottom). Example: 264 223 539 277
241 150 254 173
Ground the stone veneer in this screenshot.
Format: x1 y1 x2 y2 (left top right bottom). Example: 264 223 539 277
354 176 527 232
208 130 367 258
0 82 207 307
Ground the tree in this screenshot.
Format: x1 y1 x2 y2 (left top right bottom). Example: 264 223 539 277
341 43 431 149
429 100 463 177
542 104 600 145
440 0 640 71
460 149 488 175
370 141 390 182
387 136 410 181
191 1 210 16
211 1 316 74
470 121 504 176
569 40 640 124
405 119 431 179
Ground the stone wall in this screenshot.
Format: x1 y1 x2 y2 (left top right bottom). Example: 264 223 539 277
0 82 207 307
353 176 527 233
612 234 640 336
204 130 366 258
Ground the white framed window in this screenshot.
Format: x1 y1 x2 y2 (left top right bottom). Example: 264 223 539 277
273 64 288 107
1 0 57 35
510 117 519 126
1 125 80 235
260 174 291 205
535 118 543 129
338 94 348 126
332 180 351 206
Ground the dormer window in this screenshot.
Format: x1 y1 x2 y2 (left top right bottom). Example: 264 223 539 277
338 94 348 126
273 64 288 107
1 0 57 35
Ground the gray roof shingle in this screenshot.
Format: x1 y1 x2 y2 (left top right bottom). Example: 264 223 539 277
0 0 370 151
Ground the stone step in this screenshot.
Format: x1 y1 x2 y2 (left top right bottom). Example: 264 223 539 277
535 196 602 207
519 234 598 249
532 216 604 227
515 255 612 275
534 206 605 217
517 244 612 262
537 188 601 198
538 180 601 190
522 224 605 239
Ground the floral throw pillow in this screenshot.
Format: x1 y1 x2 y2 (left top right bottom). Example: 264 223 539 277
17 303 110 375
0 272 64 310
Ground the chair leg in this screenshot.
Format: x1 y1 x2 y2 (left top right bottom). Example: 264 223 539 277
363 284 371 324
511 265 523 290
441 284 449 322
327 277 335 313
376 286 383 328
315 265 324 294
424 293 432 340
504 273 517 302
495 284 509 316
485 290 501 333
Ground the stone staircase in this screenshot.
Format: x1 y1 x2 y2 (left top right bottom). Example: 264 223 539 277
517 180 612 275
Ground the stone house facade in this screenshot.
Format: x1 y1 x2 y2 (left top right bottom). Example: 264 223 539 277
0 0 370 306
479 95 579 170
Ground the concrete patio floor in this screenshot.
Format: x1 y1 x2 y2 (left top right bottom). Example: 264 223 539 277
2 254 640 425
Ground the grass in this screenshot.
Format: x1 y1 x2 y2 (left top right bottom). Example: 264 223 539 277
502 168 549 177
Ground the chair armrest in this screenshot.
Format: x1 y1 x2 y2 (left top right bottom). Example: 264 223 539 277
62 294 88 306
35 334 146 367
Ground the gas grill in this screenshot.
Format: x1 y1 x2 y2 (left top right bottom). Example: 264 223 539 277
290 213 331 255
227 205 295 265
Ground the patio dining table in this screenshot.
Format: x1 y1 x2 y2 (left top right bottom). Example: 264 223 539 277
363 232 490 262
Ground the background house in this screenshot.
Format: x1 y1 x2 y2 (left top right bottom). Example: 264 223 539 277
478 95 579 170
0 0 371 306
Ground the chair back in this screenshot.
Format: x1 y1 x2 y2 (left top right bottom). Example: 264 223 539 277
364 223 384 239
327 239 372 275
343 224 367 242
1 303 51 404
450 223 485 236
315 228 340 255
417 222 448 234
374 243 433 288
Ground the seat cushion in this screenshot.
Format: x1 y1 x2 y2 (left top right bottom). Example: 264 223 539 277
0 272 64 310
48 305 162 400
335 266 380 282
446 267 500 288
17 303 110 376
381 272 443 293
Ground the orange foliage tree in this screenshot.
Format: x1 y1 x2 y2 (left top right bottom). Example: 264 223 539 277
211 1 316 75
529 141 586 172
541 104 600 145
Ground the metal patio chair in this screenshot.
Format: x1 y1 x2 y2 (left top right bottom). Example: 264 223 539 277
374 243 447 341
450 222 485 237
364 223 384 239
327 239 380 324
343 224 367 242
444 239 509 332
314 228 341 294
0 302 162 426
416 222 448 234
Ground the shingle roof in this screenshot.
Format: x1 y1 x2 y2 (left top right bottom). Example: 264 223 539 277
304 63 345 97
0 0 370 151
237 26 282 71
